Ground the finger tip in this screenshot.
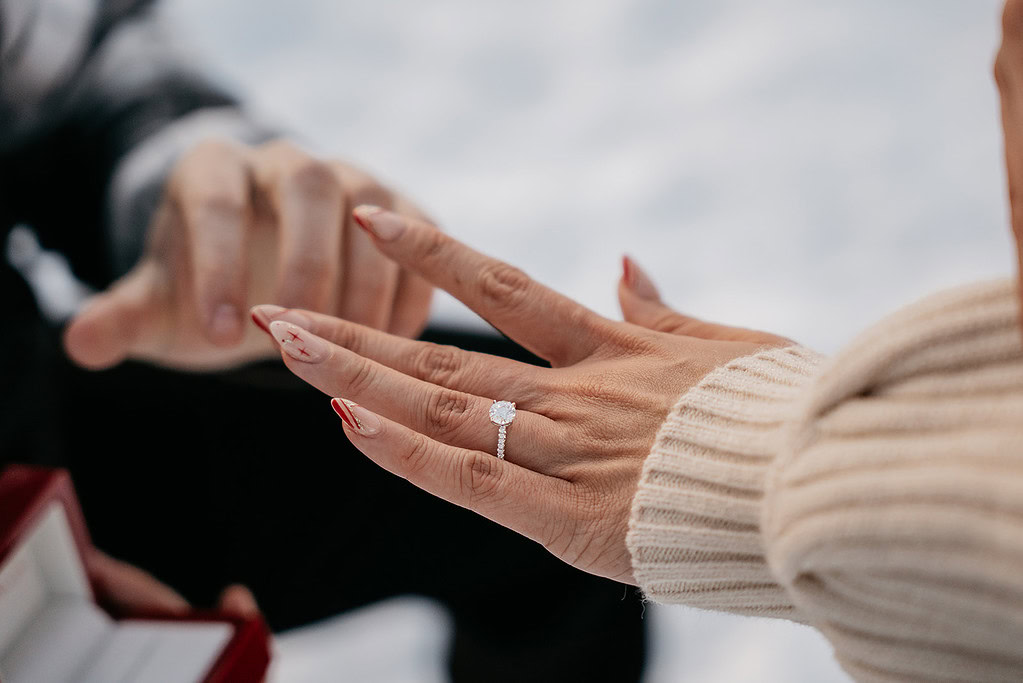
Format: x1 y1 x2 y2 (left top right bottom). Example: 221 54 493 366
62 308 126 370
621 254 633 282
219 585 259 619
352 204 384 220
250 304 285 334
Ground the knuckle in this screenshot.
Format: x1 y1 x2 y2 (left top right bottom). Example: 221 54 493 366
287 159 340 200
398 437 433 480
287 250 334 282
188 138 241 163
411 343 462 385
345 358 378 396
649 311 689 334
258 139 296 155
327 323 363 354
477 261 530 308
459 451 503 505
570 375 618 406
342 171 392 207
424 389 473 439
191 190 246 227
413 227 451 266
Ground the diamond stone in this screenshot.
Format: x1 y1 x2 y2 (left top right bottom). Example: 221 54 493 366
489 401 516 426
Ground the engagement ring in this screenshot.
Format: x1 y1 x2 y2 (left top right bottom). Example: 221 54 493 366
489 400 516 459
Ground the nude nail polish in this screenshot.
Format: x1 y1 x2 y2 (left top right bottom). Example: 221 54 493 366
268 320 329 363
250 305 285 333
331 398 381 435
353 205 406 241
622 255 659 301
251 305 313 334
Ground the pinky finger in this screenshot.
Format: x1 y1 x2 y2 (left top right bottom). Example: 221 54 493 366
331 398 565 545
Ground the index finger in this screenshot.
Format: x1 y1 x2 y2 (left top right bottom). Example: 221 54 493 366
352 206 611 366
170 141 251 345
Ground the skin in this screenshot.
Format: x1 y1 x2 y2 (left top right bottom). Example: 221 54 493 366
256 207 786 583
87 548 259 619
998 0 1023 336
63 139 433 371
88 549 266 680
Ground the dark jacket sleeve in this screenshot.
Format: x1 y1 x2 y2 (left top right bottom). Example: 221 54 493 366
0 0 272 286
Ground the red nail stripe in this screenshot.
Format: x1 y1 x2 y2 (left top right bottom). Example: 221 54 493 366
352 212 370 231
251 310 271 334
331 398 362 430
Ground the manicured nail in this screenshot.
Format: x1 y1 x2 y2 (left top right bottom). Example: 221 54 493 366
210 304 241 341
250 305 285 333
331 398 381 435
251 305 313 335
622 255 659 301
353 205 406 241
268 320 329 362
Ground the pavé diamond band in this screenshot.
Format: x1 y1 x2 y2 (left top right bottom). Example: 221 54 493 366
489 400 516 459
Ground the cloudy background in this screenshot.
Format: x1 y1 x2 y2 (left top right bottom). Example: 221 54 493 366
161 0 1011 680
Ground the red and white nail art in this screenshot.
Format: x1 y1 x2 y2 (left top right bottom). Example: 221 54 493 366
331 398 381 435
268 320 328 363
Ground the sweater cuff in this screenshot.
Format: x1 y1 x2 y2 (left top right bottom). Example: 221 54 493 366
627 345 823 619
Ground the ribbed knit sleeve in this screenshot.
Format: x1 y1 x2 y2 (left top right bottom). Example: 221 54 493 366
628 279 1023 682
627 345 824 617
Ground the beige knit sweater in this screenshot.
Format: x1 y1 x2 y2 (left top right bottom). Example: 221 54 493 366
627 279 1023 682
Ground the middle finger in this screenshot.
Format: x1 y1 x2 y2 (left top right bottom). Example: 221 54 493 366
266 320 565 470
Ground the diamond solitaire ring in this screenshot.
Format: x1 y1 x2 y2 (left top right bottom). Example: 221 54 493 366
489 400 516 459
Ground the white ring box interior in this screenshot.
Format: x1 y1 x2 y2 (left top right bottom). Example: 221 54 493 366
0 467 269 683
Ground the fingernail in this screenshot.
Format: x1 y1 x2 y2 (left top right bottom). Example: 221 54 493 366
274 309 314 329
250 305 285 333
269 320 329 363
331 398 381 436
251 305 314 334
622 255 659 301
210 304 241 341
353 205 406 241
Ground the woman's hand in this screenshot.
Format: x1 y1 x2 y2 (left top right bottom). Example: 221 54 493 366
254 208 787 583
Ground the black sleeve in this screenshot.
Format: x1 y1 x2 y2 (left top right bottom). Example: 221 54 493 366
0 0 272 287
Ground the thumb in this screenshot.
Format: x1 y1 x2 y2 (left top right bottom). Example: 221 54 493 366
618 255 792 344
63 261 164 370
217 584 261 620
618 255 694 334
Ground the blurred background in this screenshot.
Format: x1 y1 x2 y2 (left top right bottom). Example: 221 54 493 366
149 0 1010 680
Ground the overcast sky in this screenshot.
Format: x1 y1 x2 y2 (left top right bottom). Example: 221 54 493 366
167 0 1011 354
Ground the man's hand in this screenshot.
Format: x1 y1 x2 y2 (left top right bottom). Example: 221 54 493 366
87 549 259 619
64 140 433 371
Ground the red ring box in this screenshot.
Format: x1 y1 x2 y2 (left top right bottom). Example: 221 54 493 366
0 465 270 683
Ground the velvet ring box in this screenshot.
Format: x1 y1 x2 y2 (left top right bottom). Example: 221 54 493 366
0 465 270 683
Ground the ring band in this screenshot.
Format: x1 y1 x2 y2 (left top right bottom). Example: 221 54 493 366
489 400 516 459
